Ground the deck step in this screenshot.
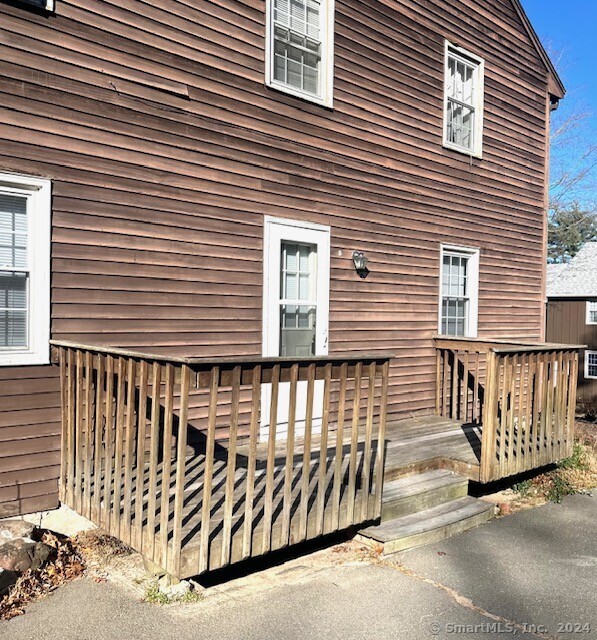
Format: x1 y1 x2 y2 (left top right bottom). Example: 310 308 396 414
382 470 469 521
358 496 494 555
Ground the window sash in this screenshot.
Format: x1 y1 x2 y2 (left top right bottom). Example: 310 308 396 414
586 351 597 379
444 44 483 156
587 301 597 324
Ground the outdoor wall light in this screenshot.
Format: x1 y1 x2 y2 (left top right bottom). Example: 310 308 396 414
352 250 369 278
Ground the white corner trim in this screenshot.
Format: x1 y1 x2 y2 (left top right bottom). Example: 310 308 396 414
265 0 335 108
0 172 51 367
443 40 485 159
438 243 480 338
586 300 597 325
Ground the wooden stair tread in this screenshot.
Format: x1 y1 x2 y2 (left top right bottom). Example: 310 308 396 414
382 470 467 502
359 496 493 542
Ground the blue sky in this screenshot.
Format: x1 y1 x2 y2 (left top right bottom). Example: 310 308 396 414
522 0 597 109
522 1 597 207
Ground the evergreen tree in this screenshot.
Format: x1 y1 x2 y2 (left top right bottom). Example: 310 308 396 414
547 203 597 262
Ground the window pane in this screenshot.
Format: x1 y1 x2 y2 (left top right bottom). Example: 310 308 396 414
280 304 316 356
588 301 597 324
587 352 597 378
0 193 28 270
0 273 28 348
273 0 321 96
447 99 474 150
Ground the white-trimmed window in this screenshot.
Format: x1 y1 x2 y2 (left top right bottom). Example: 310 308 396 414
585 351 597 380
265 0 335 107
0 173 51 366
439 245 479 337
443 42 484 157
586 300 597 325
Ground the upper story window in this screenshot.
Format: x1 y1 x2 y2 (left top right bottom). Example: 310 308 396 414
265 0 335 107
443 42 485 158
0 173 51 366
586 301 597 325
19 0 54 10
439 245 480 337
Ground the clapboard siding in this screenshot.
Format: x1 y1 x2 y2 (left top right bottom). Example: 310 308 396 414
546 300 597 405
0 0 553 515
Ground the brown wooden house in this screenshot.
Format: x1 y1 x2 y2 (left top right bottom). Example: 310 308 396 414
546 243 597 407
0 0 581 577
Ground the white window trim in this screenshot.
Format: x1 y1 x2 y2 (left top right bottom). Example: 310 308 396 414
585 350 597 380
443 41 485 159
265 0 335 108
0 172 51 367
438 244 480 338
586 300 597 325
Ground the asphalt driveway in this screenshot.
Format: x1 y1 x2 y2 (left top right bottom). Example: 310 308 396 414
3 494 596 640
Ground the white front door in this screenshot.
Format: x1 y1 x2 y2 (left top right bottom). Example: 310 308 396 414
261 217 330 440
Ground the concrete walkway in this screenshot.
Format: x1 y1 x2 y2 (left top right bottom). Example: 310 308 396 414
3 495 596 640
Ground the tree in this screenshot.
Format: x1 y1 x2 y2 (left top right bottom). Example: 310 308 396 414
545 44 597 262
548 202 597 262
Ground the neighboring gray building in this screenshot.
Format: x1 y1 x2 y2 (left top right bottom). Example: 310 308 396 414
546 243 597 406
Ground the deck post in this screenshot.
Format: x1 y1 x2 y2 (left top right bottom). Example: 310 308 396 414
479 350 499 483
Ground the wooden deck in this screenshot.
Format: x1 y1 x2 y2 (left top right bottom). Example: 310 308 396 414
51 339 580 579
80 414 479 579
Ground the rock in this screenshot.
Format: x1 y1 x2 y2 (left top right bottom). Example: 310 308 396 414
143 556 167 579
0 568 18 596
0 519 35 542
0 539 52 572
159 579 190 598
498 501 511 516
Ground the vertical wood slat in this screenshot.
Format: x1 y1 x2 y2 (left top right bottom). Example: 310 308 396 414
316 363 332 535
442 349 449 417
111 357 126 539
198 366 219 575
81 351 93 520
462 351 469 423
121 358 137 547
91 353 105 525
66 348 76 508
473 351 480 423
298 363 315 541
331 362 348 531
435 349 442 416
133 360 148 551
102 355 115 533
220 365 242 566
451 350 458 420
479 351 498 482
242 365 261 560
543 352 556 467
158 363 175 570
360 362 376 521
530 353 541 469
373 360 390 519
506 354 517 474
262 363 280 554
280 364 298 547
144 362 161 560
170 364 190 576
565 352 579 457
74 350 85 515
59 347 68 503
346 362 363 525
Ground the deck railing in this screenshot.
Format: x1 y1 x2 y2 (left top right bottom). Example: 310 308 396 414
435 337 581 483
51 341 391 577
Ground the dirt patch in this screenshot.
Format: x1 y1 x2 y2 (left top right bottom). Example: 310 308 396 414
0 531 85 622
482 421 597 516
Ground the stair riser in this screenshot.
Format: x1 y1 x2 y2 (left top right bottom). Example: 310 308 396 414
378 508 494 555
382 481 468 521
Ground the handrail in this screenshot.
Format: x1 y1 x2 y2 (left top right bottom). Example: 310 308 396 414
433 335 586 352
50 340 394 366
